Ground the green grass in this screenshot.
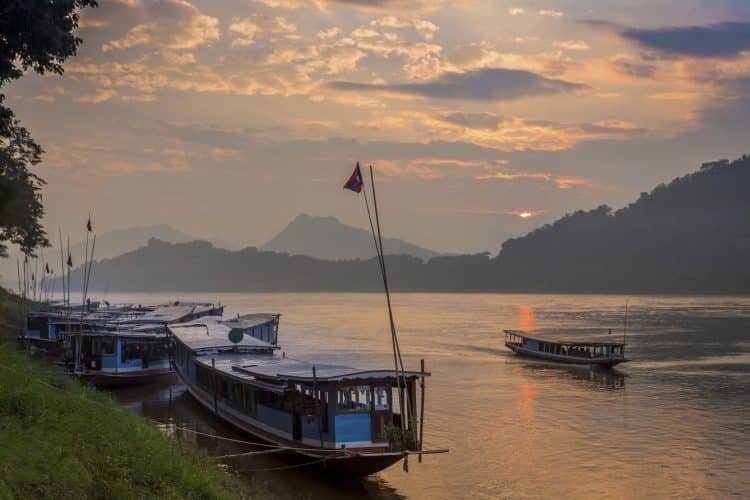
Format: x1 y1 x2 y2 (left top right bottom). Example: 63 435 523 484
0 288 265 499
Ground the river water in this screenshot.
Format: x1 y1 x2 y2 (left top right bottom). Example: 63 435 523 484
106 293 750 499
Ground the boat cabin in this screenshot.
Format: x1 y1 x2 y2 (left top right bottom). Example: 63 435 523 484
68 329 173 385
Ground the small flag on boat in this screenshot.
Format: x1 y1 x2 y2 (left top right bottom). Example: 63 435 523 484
344 162 363 193
87 217 92 232
67 253 72 268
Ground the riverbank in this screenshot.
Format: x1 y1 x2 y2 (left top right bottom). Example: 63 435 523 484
0 287 264 499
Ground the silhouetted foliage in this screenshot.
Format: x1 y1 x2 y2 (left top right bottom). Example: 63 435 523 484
0 0 97 257
0 101 46 256
73 155 750 293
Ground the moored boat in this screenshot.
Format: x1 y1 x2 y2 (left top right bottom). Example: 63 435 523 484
64 302 225 386
169 314 436 476
504 330 628 367
67 327 174 386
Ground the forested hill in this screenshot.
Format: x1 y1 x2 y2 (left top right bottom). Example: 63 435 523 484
68 155 750 293
494 155 750 291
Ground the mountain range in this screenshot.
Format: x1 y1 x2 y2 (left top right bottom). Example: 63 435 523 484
261 214 439 261
58 154 750 294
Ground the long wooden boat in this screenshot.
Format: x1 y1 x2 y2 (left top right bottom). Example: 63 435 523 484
21 301 224 352
504 330 628 367
62 302 226 386
169 314 434 476
67 327 175 387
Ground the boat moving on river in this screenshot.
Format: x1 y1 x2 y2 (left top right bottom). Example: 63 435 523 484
169 314 442 476
504 330 628 367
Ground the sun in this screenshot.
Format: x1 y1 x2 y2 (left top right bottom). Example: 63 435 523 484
519 212 533 218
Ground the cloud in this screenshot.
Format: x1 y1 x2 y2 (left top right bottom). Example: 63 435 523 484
229 15 296 46
611 58 657 79
76 89 117 103
618 22 750 59
539 10 563 18
553 40 590 51
102 0 219 51
370 16 439 40
475 170 599 190
328 68 586 101
317 27 341 39
352 27 380 38
508 8 524 16
252 0 436 12
427 112 645 151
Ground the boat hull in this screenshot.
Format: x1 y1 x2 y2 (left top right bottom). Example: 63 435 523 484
75 368 176 387
178 366 405 477
507 343 627 367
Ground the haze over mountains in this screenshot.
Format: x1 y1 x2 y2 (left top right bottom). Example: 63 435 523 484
262 214 439 261
59 154 750 294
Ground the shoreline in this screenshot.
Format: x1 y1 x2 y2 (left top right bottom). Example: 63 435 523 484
0 287 264 500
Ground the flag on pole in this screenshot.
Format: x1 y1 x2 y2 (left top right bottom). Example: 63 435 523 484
87 217 92 232
67 253 72 268
344 162 363 193
45 263 50 274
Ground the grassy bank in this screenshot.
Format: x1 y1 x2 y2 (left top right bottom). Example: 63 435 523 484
0 288 262 499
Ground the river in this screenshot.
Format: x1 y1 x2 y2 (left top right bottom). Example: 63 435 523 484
105 292 750 499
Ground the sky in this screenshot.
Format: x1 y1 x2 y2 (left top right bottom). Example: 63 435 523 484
5 0 750 254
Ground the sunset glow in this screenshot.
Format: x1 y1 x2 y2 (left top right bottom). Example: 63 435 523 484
3 0 749 257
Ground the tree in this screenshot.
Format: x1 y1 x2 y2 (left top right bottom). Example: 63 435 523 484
0 0 98 257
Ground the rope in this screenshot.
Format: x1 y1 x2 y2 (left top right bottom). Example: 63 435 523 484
213 448 288 459
152 421 345 454
233 456 330 473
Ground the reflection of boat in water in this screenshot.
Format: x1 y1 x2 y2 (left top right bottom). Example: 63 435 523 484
519 362 626 389
169 314 439 477
504 330 628 368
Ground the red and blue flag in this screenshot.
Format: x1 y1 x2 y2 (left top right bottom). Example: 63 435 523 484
344 162 363 193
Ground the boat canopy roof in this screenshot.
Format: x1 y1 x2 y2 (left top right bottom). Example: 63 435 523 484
504 329 625 347
169 314 279 352
69 329 168 339
196 352 428 388
117 302 217 325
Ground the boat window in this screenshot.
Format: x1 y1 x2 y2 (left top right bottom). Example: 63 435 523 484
121 341 145 363
196 365 211 391
149 341 169 361
337 385 371 413
101 337 115 355
374 386 390 411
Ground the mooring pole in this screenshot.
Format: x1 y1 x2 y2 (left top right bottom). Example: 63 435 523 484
212 358 218 415
313 366 324 448
419 358 425 462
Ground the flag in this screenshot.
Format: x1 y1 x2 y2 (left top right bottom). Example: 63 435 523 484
87 217 92 232
45 263 50 274
67 254 72 268
344 162 363 193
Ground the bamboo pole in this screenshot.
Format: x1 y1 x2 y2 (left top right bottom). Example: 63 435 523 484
368 165 410 434
58 230 65 306
313 366 324 448
419 358 425 463
212 358 218 415
84 234 96 305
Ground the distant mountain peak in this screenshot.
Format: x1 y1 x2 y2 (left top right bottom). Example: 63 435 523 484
262 214 439 261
